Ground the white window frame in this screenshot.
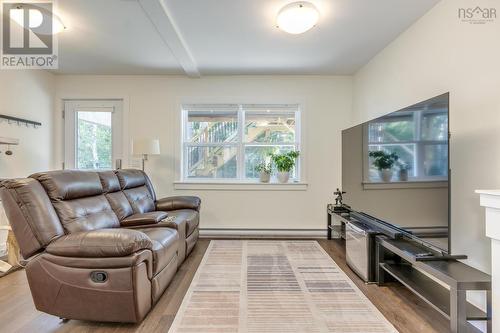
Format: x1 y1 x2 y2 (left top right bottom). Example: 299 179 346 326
180 104 301 183
63 99 123 171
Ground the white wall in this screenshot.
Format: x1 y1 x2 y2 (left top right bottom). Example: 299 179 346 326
353 0 500 277
0 70 55 254
55 75 353 232
0 70 56 178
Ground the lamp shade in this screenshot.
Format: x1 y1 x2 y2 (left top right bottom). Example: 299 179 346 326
132 138 160 155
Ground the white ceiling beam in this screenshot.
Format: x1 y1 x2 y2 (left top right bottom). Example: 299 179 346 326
139 0 200 77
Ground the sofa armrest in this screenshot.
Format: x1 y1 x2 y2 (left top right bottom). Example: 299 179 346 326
46 229 152 257
121 212 168 227
156 196 201 212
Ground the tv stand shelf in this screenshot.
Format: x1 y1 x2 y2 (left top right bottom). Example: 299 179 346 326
376 236 491 333
380 262 487 321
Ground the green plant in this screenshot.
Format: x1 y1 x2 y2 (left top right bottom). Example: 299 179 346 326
270 151 300 172
255 161 272 174
368 151 399 171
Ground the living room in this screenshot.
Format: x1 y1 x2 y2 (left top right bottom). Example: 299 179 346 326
0 1 498 332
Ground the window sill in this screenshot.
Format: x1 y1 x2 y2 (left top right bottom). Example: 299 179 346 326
363 180 448 190
174 181 308 191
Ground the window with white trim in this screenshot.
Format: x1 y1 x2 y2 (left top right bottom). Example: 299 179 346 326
181 104 300 181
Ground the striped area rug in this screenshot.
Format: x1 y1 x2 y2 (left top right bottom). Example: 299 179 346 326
169 240 398 333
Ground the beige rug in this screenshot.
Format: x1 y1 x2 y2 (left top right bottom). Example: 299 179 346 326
169 240 398 333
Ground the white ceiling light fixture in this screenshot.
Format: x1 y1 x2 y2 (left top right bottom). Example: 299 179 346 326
52 14 68 34
9 4 67 34
276 1 319 35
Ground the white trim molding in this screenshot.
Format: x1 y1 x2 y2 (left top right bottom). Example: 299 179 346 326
174 181 308 191
200 228 326 239
476 189 500 332
363 180 448 190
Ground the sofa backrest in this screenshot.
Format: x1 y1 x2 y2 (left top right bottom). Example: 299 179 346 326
0 178 65 258
30 170 120 233
98 171 134 220
115 169 156 214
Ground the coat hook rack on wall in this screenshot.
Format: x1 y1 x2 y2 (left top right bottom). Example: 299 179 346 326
0 114 42 128
0 137 19 156
0 137 19 145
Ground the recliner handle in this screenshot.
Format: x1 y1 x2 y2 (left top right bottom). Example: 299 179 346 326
90 271 108 283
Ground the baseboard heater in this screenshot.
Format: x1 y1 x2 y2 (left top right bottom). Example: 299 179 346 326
199 228 327 239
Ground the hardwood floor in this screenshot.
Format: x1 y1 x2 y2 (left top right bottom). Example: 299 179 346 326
0 239 450 333
319 239 449 333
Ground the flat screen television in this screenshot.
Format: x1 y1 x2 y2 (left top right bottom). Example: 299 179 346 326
342 93 450 252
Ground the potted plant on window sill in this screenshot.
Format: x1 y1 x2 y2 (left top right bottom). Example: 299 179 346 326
398 162 411 181
255 161 272 183
368 151 399 182
271 151 300 183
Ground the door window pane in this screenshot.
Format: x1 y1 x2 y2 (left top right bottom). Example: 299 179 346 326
186 146 237 179
77 111 112 170
245 113 295 143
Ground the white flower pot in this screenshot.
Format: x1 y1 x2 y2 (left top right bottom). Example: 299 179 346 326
277 171 290 183
259 171 271 183
379 169 393 182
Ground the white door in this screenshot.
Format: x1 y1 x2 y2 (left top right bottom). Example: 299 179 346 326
64 100 123 170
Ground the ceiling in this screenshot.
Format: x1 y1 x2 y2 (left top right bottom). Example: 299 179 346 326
54 0 440 76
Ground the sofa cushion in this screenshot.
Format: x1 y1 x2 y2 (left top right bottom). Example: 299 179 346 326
115 169 146 189
52 195 120 233
123 186 155 214
115 169 156 201
30 170 121 233
98 171 121 193
31 170 103 201
121 212 168 227
135 228 178 275
106 191 134 220
165 209 199 237
46 228 152 257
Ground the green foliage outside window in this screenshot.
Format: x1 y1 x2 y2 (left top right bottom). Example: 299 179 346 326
77 120 112 169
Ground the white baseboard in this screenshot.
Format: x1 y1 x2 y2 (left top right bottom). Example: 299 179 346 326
199 228 327 239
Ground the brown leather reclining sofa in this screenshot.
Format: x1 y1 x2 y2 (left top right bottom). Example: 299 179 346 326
0 169 200 323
